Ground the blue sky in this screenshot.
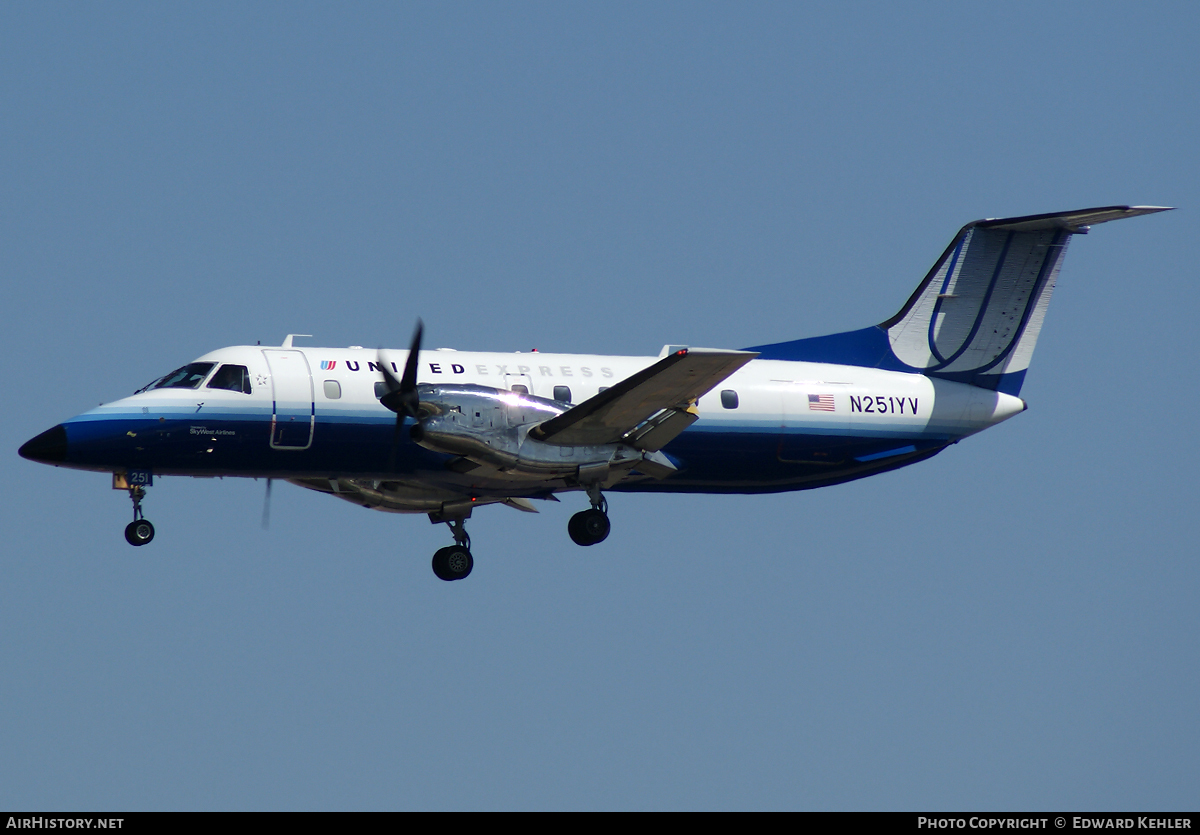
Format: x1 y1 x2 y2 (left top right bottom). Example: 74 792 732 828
2 2 1197 810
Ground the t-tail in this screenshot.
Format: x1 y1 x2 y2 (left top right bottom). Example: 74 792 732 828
748 206 1172 395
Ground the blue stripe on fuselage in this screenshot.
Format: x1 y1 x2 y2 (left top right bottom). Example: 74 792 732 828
59 408 949 494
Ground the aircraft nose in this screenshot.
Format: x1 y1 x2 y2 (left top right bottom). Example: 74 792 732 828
18 424 68 464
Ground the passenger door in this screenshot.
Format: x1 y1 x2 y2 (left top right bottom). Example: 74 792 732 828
262 350 315 450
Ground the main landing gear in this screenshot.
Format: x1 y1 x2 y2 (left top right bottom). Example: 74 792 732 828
123 485 155 547
431 518 473 581
568 484 610 547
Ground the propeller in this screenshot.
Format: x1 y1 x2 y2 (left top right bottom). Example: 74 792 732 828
377 320 425 461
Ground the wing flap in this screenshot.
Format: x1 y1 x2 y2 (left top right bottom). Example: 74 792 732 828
529 348 756 446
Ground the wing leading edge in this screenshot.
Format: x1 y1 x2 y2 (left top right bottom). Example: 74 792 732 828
528 348 758 448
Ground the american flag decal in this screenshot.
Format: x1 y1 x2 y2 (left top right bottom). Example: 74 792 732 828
808 393 835 412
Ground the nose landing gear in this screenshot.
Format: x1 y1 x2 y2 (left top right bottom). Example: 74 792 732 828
123 485 155 546
432 518 473 581
568 484 610 547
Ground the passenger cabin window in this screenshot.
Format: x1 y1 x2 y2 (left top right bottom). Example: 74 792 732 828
553 385 572 403
206 364 252 394
598 386 609 393
374 381 388 399
140 362 215 392
720 389 739 409
323 380 341 399
511 384 529 394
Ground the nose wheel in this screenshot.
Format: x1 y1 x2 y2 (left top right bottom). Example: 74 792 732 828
125 519 155 546
568 485 610 546
432 518 473 581
124 485 155 547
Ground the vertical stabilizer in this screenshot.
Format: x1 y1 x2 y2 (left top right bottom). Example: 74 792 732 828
748 206 1172 395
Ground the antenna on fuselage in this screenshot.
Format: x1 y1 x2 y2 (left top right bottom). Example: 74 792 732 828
281 334 312 348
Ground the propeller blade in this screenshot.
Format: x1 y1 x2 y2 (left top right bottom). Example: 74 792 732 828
378 319 423 419
400 319 423 395
261 477 273 530
377 355 402 394
376 320 425 470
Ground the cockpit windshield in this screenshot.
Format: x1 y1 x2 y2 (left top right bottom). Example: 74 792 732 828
137 362 215 393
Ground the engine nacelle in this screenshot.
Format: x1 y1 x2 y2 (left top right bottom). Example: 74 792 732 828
410 384 655 479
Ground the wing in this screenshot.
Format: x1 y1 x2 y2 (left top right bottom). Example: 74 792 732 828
528 348 757 447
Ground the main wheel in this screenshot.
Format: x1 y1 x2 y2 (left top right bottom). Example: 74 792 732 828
125 519 155 546
568 509 610 546
432 546 473 581
444 546 473 579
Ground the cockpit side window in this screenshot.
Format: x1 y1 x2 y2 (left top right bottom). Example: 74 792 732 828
206 364 252 394
140 362 215 392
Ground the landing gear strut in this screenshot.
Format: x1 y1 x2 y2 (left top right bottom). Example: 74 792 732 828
432 518 473 581
123 485 155 547
568 484 610 547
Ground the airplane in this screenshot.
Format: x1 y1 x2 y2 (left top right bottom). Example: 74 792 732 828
19 205 1170 581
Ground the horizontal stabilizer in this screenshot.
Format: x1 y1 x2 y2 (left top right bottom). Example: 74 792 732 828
529 348 756 446
975 205 1171 233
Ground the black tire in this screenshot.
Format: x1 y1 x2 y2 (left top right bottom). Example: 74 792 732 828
431 547 452 581
432 546 473 581
125 519 155 546
568 512 588 545
568 509 610 546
